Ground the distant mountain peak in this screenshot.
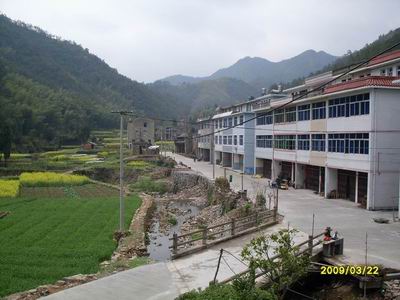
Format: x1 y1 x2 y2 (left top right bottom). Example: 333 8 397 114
159 49 337 89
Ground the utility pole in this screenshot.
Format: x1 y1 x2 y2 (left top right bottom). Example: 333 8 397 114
112 110 134 232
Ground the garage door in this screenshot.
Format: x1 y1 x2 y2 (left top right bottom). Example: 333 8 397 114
305 165 324 193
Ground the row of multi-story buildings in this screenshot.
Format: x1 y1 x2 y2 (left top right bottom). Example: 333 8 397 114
196 50 400 211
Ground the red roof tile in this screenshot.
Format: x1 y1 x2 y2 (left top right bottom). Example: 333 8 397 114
324 76 400 94
368 49 400 66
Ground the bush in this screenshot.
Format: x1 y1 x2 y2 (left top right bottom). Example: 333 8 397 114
19 172 90 187
130 176 168 194
177 281 275 300
0 179 20 197
256 193 266 208
97 151 109 158
215 177 230 191
168 214 178 225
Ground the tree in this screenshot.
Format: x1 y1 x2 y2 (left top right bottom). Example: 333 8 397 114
241 229 310 299
0 124 12 167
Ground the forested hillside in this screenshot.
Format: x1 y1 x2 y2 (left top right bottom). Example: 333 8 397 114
0 15 190 152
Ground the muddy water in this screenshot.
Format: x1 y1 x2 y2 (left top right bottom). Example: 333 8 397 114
147 201 200 261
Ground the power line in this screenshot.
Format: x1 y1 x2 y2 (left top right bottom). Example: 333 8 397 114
193 40 400 140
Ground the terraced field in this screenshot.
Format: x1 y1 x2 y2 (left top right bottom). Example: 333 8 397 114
0 192 141 297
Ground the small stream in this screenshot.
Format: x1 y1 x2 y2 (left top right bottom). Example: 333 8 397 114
147 200 200 261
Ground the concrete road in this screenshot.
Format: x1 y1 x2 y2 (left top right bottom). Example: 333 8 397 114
44 263 179 300
169 152 400 269
43 223 309 300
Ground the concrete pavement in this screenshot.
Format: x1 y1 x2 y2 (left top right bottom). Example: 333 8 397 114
170 152 400 269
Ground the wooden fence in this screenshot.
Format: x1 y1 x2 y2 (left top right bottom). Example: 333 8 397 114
215 232 325 285
169 209 279 259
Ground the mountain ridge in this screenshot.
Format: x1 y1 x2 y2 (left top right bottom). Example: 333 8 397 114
159 49 337 89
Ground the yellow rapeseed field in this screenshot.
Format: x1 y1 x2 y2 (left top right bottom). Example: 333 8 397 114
19 172 90 187
0 180 20 197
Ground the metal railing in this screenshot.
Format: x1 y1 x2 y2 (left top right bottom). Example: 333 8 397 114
169 209 278 259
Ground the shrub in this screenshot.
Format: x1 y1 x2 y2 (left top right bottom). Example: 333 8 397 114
215 177 230 191
98 151 109 158
19 172 90 187
0 180 20 197
256 193 266 208
168 214 178 225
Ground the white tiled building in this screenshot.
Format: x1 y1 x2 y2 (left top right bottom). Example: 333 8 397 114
198 50 400 210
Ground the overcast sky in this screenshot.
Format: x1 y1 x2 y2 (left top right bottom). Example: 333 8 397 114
1 0 400 82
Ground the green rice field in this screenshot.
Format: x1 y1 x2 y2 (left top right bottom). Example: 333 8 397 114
0 188 141 297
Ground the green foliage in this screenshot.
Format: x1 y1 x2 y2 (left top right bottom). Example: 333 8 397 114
130 176 168 194
191 232 202 241
127 160 153 170
241 229 310 297
0 14 189 152
0 194 141 297
168 214 178 226
177 279 276 300
256 193 266 208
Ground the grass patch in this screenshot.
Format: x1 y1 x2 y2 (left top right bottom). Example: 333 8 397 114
0 179 20 198
20 184 118 198
20 172 90 187
0 194 142 297
130 176 168 194
126 160 153 170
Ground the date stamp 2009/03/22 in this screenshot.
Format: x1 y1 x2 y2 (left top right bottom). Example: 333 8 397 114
320 265 379 276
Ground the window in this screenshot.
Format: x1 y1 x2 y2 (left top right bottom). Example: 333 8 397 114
239 115 244 124
219 119 222 128
234 117 238 126
219 136 222 144
234 135 237 145
228 135 232 145
228 117 233 127
215 136 218 144
297 134 310 150
380 69 386 76
388 67 393 76
349 93 369 116
312 102 326 120
328 133 345 153
144 122 147 127
239 135 243 146
214 121 218 129
328 93 369 118
256 112 273 125
328 133 369 154
298 104 310 121
348 133 369 154
328 98 346 118
285 107 296 122
256 135 272 148
274 109 285 123
274 135 296 150
223 118 227 128
223 136 227 145
311 134 326 152
397 66 400 76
